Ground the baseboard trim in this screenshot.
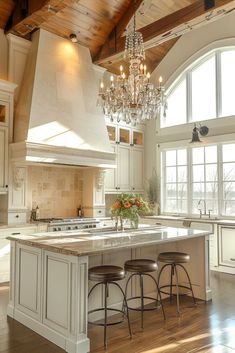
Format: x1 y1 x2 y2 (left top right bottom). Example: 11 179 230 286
7 308 90 353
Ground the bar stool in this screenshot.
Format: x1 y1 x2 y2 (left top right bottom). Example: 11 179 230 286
124 259 165 329
157 252 196 314
88 265 132 348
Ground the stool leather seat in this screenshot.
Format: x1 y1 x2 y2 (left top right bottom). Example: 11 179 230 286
89 265 125 282
125 259 158 273
158 252 190 264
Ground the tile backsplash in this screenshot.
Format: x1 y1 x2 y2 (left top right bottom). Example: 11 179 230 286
28 166 83 218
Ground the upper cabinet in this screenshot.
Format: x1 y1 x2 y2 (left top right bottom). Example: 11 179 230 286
105 122 145 193
0 80 17 194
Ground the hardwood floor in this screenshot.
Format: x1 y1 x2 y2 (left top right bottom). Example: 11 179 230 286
0 272 235 353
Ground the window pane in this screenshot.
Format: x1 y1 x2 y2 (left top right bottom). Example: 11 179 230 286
178 166 187 182
177 149 187 165
163 78 187 127
166 184 177 198
205 146 217 163
193 183 204 199
222 201 235 216
223 164 235 181
166 150 176 166
177 183 187 198
193 165 204 182
206 182 218 199
221 50 235 117
192 147 204 164
207 200 218 215
222 144 235 162
178 199 187 213
166 167 176 182
192 55 216 121
192 199 201 213
206 164 217 182
223 181 235 200
164 199 177 212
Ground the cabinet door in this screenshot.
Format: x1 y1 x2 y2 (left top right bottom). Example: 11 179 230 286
219 227 235 268
117 145 131 191
131 147 144 192
0 234 10 283
105 144 117 192
0 127 8 192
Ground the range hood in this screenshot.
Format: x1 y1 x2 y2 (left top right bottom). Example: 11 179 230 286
11 29 115 168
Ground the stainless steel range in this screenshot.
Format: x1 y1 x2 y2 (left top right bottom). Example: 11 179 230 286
38 218 100 232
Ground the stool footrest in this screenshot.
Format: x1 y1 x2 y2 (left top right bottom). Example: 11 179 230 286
125 296 162 312
88 308 126 327
159 284 193 296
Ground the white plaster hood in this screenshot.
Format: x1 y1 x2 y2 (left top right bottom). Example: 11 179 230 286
11 29 115 168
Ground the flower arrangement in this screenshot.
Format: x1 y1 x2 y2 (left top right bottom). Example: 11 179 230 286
110 193 150 229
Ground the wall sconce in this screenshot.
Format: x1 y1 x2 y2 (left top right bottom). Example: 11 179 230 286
190 123 209 143
69 33 78 43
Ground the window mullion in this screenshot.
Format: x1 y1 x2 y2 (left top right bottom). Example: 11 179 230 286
161 151 166 213
218 144 223 216
216 51 222 118
188 147 192 215
187 72 192 123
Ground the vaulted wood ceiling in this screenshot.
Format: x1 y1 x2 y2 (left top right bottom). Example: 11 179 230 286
1 0 235 74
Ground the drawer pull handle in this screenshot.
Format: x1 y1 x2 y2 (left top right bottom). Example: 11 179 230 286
11 232 21 235
230 258 235 261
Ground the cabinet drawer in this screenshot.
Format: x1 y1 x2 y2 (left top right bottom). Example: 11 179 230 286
8 212 27 225
93 208 106 217
219 227 235 268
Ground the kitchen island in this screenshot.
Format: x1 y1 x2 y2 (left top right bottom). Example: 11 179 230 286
7 226 212 353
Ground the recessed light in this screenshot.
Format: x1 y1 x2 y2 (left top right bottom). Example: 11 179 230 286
69 33 78 43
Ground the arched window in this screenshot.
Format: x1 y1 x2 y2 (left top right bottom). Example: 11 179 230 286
161 48 235 128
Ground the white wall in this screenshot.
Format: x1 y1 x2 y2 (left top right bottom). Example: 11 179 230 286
0 29 8 80
145 11 235 187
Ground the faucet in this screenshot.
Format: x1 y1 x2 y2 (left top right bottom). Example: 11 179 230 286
197 199 206 218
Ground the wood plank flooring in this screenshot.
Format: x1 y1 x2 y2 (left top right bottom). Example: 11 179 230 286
0 272 235 353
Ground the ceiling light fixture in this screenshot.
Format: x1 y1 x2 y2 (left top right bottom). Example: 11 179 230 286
190 124 209 143
69 33 78 43
97 4 167 125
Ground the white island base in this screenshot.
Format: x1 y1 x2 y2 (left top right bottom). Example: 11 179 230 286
7 227 211 353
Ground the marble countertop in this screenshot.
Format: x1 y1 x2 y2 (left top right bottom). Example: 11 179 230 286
7 226 212 257
144 215 235 226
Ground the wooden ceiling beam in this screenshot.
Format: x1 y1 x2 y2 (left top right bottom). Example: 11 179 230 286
93 0 144 60
6 0 77 37
94 0 235 66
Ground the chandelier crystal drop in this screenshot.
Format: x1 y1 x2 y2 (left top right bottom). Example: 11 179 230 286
97 10 167 125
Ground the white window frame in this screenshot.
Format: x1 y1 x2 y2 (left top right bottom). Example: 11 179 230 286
161 46 235 128
161 141 235 218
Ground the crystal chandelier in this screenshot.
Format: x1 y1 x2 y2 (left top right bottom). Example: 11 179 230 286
97 9 167 124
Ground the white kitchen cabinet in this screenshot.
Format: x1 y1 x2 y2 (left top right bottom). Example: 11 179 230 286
0 80 17 197
218 226 235 272
105 123 144 193
0 225 40 283
0 127 8 193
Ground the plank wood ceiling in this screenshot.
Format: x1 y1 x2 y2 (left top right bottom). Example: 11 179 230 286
0 0 234 74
